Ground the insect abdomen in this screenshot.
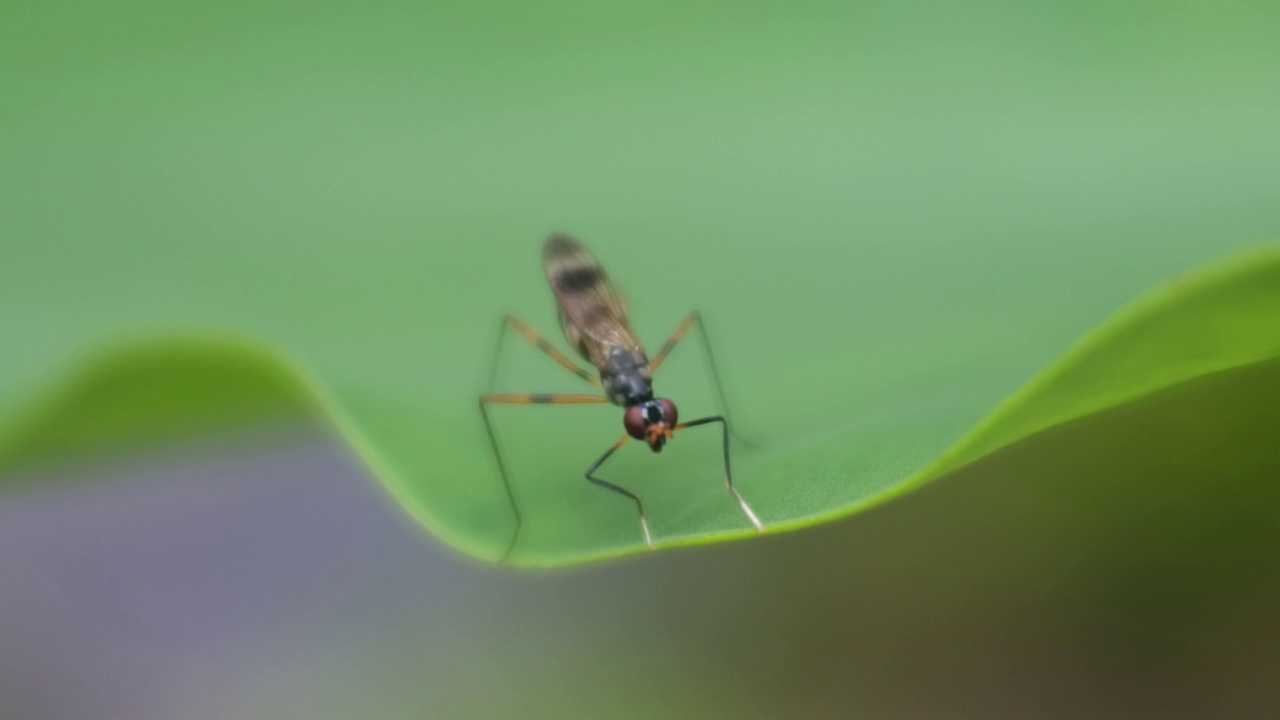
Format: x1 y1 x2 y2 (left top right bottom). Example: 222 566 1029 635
544 234 613 362
544 234 606 293
542 233 648 379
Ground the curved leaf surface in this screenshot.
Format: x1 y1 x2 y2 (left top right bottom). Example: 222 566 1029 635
2 1 1279 566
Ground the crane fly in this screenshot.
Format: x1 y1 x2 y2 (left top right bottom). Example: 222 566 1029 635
479 233 764 561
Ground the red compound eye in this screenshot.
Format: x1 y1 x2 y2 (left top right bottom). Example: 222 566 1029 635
623 405 647 439
658 399 678 428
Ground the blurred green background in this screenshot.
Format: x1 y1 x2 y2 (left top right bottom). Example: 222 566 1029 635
2 0 1280 716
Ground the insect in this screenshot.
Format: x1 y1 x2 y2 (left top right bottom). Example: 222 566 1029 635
479 233 765 561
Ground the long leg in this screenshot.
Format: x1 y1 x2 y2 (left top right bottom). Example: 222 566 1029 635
480 393 609 562
584 435 654 549
676 416 765 532
650 311 754 446
649 311 699 373
489 314 600 390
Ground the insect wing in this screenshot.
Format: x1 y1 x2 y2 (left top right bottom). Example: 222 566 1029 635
542 234 644 362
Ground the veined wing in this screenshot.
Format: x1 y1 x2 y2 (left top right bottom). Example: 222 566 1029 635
542 234 645 367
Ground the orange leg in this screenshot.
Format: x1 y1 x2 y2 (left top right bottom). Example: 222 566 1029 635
649 311 698 373
482 393 608 405
495 314 600 387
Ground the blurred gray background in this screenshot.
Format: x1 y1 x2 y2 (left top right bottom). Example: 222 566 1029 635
3 356 1280 719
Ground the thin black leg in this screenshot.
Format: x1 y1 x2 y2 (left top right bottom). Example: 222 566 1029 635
585 435 653 549
651 311 756 447
481 311 602 563
480 392 608 562
677 416 765 532
478 397 522 562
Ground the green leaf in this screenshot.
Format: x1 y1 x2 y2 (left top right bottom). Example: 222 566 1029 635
3 1 1279 566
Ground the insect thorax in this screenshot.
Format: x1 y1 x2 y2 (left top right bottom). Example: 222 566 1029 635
601 347 653 407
